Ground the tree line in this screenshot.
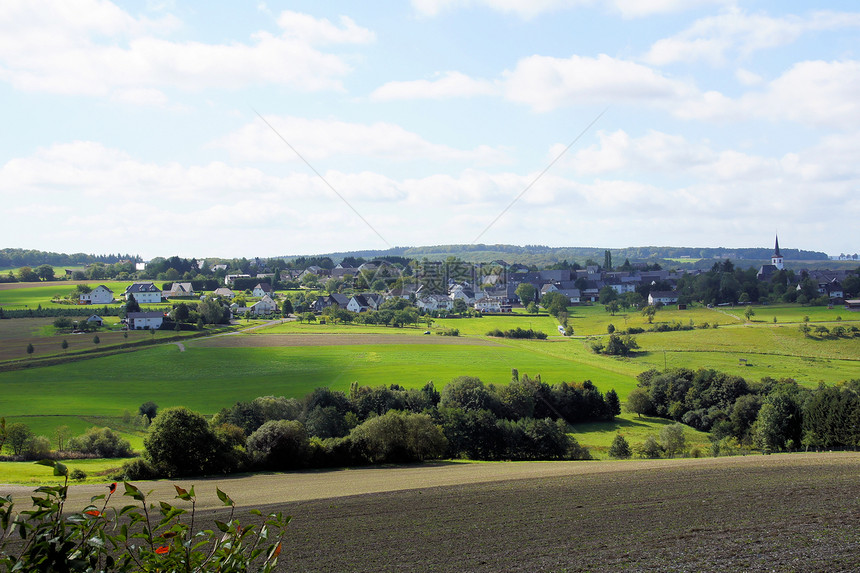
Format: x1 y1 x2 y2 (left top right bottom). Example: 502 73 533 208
626 368 860 453
116 373 619 479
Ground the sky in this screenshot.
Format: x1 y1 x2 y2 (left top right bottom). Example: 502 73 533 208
1 0 859 260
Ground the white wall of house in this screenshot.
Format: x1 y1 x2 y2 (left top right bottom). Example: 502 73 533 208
80 286 113 304
130 292 162 304
131 316 163 329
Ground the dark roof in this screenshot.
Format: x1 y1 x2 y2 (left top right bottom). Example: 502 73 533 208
774 234 782 257
649 291 678 299
126 282 160 293
127 312 164 319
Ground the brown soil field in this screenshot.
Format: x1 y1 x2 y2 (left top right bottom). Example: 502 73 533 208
192 333 503 348
4 453 858 572
0 320 162 362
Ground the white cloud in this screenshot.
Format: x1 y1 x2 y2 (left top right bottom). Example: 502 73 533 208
610 0 730 19
643 8 860 66
3 135 858 256
674 59 860 128
735 68 762 86
275 11 375 44
211 115 509 165
0 1 372 98
503 54 694 112
371 71 498 101
411 0 728 19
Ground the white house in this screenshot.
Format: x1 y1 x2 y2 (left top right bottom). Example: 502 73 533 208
125 283 162 304
80 285 114 305
648 291 679 305
225 274 252 286
416 294 453 312
449 284 476 304
347 295 371 313
127 311 164 330
164 282 195 298
213 287 235 299
251 295 278 315
474 297 508 313
252 283 273 298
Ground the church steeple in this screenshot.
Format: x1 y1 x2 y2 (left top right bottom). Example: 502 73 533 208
772 234 784 270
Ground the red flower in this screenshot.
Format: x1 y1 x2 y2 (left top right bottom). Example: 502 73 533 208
155 546 170 555
108 483 117 494
84 510 101 517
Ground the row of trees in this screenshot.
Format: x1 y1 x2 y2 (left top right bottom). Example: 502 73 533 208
626 368 860 451
120 374 619 478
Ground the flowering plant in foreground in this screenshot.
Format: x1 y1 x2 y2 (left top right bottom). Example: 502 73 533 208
0 460 289 572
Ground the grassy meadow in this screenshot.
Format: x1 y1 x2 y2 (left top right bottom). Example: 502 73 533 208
1 275 859 482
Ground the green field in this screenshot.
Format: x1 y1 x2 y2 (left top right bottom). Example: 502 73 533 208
0 341 639 419
0 457 127 485
2 293 859 476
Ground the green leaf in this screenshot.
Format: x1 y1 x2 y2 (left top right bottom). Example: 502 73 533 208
34 459 56 469
124 482 145 502
216 487 233 507
214 520 230 533
174 485 189 499
53 462 68 477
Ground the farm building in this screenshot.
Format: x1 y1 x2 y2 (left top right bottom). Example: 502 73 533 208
126 311 164 330
79 285 114 305
86 315 104 326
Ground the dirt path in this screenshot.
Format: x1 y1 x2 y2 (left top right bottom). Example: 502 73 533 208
3 452 854 512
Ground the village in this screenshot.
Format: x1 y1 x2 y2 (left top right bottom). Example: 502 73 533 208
64 236 857 332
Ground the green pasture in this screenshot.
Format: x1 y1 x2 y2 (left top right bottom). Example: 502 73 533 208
0 281 143 309
570 413 711 459
0 340 639 420
0 458 126 485
433 314 563 337
562 304 738 336
717 304 858 324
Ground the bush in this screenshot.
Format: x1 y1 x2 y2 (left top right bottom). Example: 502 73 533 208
485 327 547 340
608 434 631 459
349 410 447 463
67 427 133 458
69 468 87 481
635 435 663 459
24 436 52 460
117 457 159 481
0 464 289 572
144 407 219 477
247 420 309 470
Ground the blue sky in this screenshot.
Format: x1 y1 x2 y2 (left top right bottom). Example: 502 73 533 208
2 0 859 259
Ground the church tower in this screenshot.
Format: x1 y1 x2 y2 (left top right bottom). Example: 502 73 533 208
771 234 784 270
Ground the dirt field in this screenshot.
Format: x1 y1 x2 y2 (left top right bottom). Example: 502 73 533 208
192 333 503 348
3 453 858 572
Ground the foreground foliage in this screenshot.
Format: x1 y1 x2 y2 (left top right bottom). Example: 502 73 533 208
0 460 289 572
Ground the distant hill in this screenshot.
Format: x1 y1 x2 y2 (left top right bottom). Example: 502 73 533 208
282 244 832 268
